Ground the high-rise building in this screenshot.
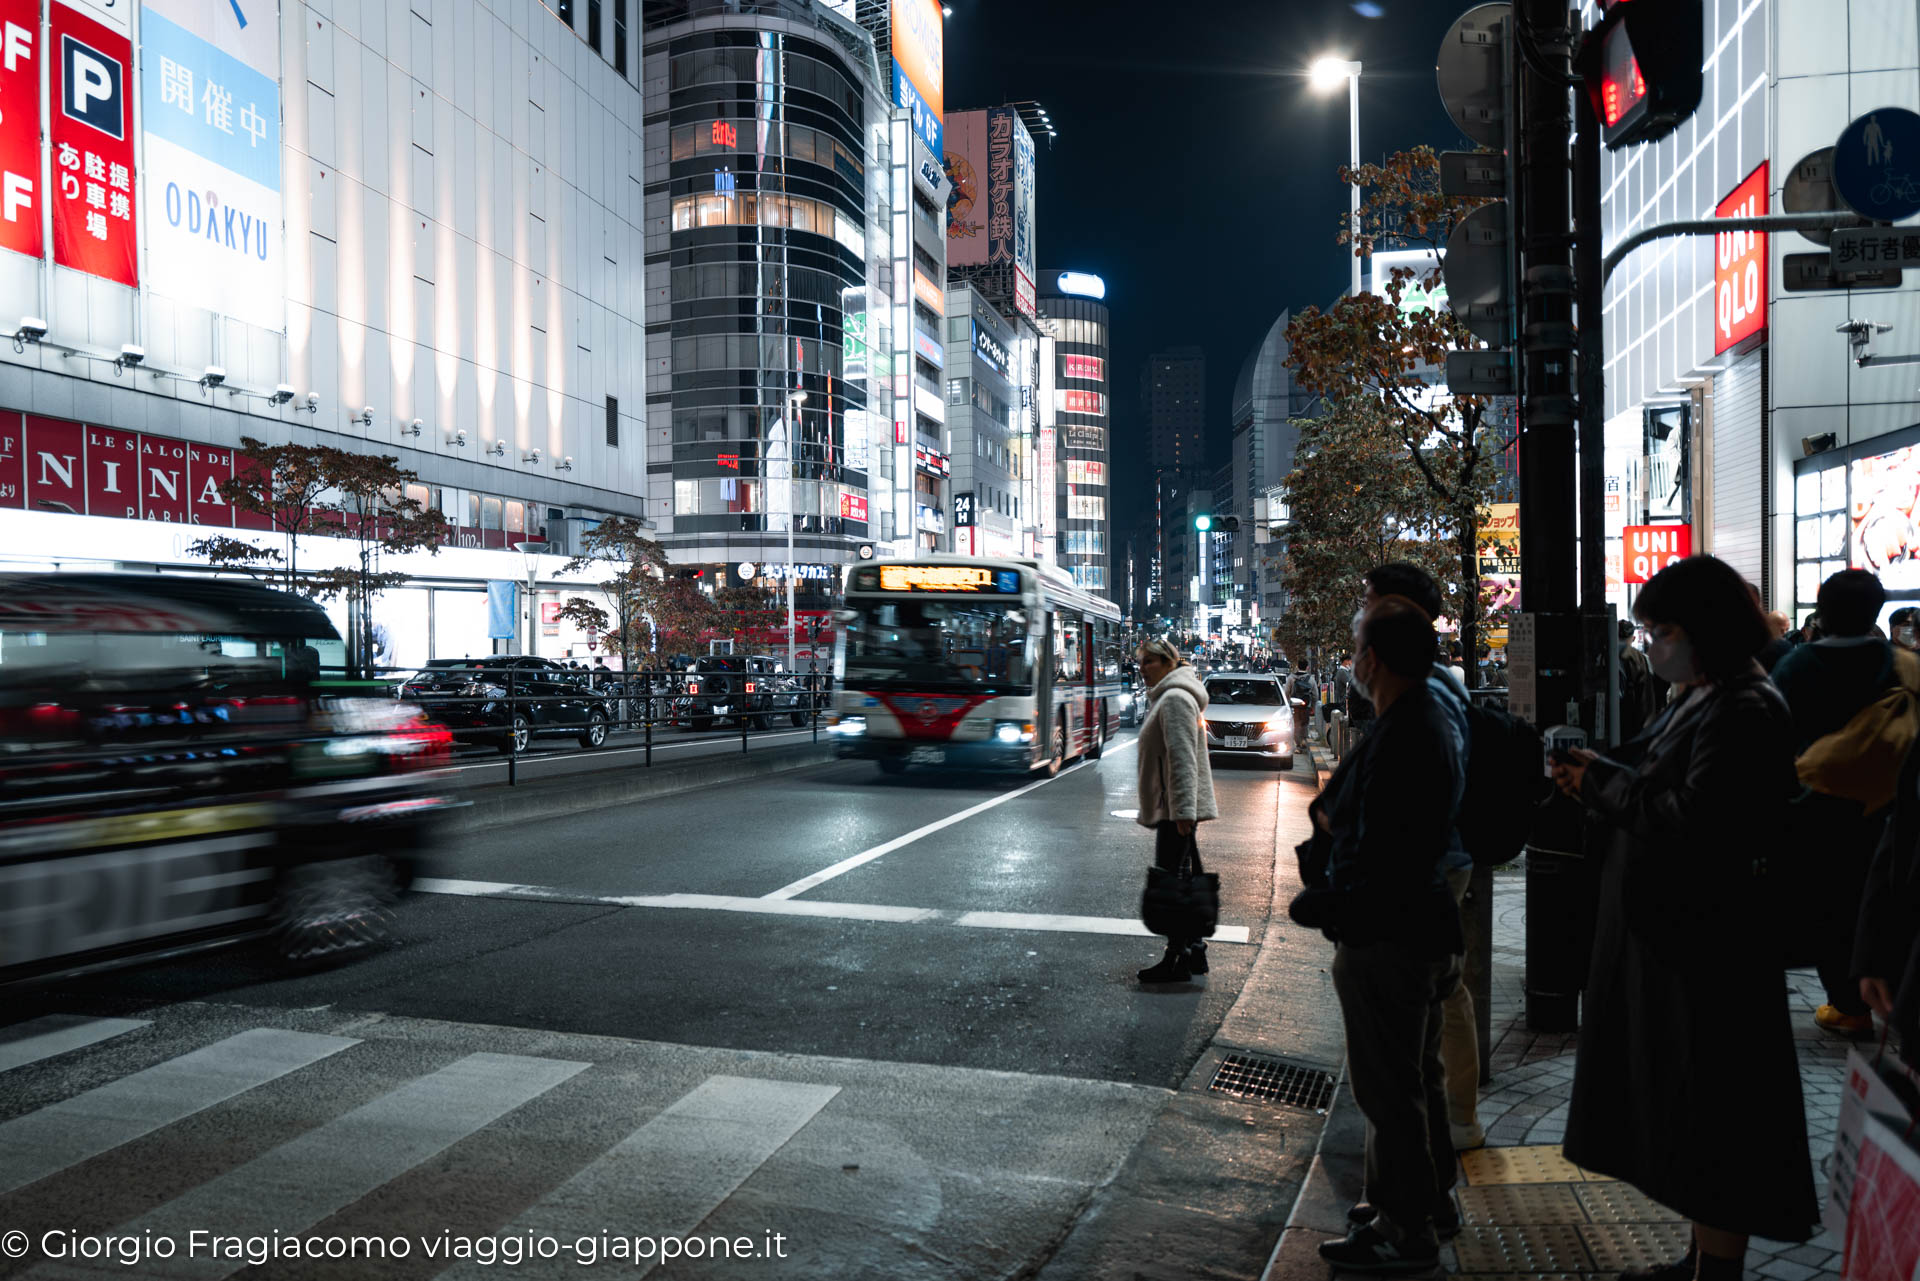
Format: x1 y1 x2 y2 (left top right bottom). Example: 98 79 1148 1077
1232 312 1308 630
1144 348 1206 478
944 284 1023 557
1039 270 1110 596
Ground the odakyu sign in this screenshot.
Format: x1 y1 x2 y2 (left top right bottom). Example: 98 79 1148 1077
139 0 284 331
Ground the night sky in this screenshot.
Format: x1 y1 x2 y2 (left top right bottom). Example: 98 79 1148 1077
945 0 1474 535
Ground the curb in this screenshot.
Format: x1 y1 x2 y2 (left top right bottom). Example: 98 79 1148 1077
444 742 839 833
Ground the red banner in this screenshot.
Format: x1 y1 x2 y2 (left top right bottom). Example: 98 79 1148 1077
840 493 868 522
49 0 136 287
23 414 84 513
138 433 191 522
83 424 137 518
187 440 234 526
0 0 42 261
1713 161 1767 355
0 410 22 508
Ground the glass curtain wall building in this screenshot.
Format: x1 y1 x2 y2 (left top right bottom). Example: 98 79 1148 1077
642 1 891 599
1039 271 1111 596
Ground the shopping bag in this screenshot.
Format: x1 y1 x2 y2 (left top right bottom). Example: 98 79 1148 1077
1840 1108 1920 1281
1141 839 1218 940
1827 1043 1920 1241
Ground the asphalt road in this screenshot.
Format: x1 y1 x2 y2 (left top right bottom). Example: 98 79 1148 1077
1 732 1306 1279
440 721 826 788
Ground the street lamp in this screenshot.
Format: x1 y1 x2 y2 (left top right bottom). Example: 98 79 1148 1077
514 538 549 658
785 391 807 673
1310 56 1364 300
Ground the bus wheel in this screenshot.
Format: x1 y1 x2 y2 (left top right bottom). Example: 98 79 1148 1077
878 756 908 776
1047 719 1066 775
1089 715 1105 760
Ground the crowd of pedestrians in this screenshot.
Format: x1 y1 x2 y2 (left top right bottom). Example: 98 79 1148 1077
1122 555 1920 1277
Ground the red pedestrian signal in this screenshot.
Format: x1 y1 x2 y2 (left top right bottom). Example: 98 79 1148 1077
1581 0 1701 150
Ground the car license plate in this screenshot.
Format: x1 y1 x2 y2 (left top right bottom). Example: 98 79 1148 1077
908 746 945 765
1225 736 1250 749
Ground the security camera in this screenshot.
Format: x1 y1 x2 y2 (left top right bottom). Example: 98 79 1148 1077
269 384 295 405
555 455 574 471
355 405 375 426
486 441 506 457
14 316 46 342
200 365 227 390
448 430 469 447
403 418 423 437
303 392 320 413
522 448 543 465
115 344 145 371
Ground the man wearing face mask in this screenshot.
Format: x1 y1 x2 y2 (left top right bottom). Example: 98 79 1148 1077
1770 569 1903 1036
1299 597 1465 1273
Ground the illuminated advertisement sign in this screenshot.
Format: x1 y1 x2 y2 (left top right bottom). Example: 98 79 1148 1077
952 491 974 526
1057 388 1105 416
876 564 1017 593
0 0 42 261
913 327 944 367
1623 524 1690 583
1055 271 1104 299
1853 442 1920 590
140 0 283 330
50 0 137 287
1477 502 1521 613
985 107 1029 271
914 443 950 477
971 320 1008 376
943 109 986 267
1011 110 1035 291
912 266 945 314
840 492 869 522
1013 264 1035 320
1714 161 1767 355
890 0 943 158
1062 354 1103 381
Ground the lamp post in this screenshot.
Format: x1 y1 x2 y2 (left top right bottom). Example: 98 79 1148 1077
785 390 807 673
514 538 549 658
1310 56 1364 300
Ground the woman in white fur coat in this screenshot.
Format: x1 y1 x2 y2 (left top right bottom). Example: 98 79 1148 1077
1133 637 1220 983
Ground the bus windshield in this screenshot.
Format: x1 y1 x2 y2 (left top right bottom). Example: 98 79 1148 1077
844 599 1031 692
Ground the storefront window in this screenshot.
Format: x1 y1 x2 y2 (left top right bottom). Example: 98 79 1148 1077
505 500 526 536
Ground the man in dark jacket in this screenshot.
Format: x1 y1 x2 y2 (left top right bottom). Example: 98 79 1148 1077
1300 597 1465 1273
1771 568 1894 1036
1856 750 1920 1069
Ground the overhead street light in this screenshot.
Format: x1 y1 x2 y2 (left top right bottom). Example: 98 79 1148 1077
514 538 550 658
1309 56 1364 300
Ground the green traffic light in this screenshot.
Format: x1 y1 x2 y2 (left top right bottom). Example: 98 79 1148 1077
1194 514 1212 532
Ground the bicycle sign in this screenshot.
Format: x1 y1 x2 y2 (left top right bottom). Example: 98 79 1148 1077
1835 108 1920 222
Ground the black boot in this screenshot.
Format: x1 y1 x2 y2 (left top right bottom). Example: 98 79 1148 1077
1186 941 1209 974
1138 944 1192 984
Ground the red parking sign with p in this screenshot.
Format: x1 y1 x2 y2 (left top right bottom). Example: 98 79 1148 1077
49 0 136 287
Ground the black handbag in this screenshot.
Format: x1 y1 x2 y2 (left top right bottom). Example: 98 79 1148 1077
1142 836 1220 939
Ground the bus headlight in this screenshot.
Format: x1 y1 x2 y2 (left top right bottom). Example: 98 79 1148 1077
994 720 1034 744
830 714 866 736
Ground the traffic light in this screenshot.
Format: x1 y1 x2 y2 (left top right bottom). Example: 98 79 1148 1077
1583 0 1702 151
1194 513 1212 532
1193 514 1241 533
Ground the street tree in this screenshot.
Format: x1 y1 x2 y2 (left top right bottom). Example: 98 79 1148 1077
1284 145 1512 678
555 516 672 667
190 437 332 590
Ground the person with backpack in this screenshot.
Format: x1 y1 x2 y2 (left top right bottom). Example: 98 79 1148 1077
1770 568 1915 1036
1296 596 1466 1273
1361 563 1485 1150
1550 555 1817 1278
1618 619 1660 740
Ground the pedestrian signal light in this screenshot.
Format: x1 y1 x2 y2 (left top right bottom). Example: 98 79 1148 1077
1583 0 1702 151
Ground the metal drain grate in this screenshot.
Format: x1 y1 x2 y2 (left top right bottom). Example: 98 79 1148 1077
1208 1054 1336 1110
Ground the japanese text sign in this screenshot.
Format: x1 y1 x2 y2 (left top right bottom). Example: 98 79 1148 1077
50 0 136 286
0 0 41 261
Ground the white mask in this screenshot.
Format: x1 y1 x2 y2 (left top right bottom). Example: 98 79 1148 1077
1648 627 1697 684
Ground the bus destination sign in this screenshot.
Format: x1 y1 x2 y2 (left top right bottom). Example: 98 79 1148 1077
876 565 1020 593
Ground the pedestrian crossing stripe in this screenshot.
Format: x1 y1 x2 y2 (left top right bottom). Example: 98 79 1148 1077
0 1016 149 1075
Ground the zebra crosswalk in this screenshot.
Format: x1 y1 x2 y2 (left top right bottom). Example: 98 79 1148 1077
0 1005 1164 1279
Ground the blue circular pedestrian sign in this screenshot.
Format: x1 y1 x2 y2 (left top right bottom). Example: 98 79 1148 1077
1834 108 1920 222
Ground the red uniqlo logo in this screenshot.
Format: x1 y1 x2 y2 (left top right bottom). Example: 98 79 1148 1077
1714 162 1768 354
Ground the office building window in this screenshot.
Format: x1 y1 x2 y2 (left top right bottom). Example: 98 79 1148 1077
587 0 601 52
606 395 619 447
614 0 628 75
555 0 573 27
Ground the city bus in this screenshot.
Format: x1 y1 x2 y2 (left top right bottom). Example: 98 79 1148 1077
829 557 1127 775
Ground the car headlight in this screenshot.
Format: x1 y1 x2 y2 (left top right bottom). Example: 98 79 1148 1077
1265 717 1290 736
993 719 1035 744
830 714 866 736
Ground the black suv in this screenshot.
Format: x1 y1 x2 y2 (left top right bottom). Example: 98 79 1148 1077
0 573 455 979
399 656 614 753
675 654 812 730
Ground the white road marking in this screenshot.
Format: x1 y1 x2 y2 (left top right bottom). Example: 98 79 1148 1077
446 729 815 774
0 1028 357 1197
28 1053 590 1280
412 879 1249 943
764 735 1140 900
438 1075 838 1280
954 911 1253 945
0 1016 149 1075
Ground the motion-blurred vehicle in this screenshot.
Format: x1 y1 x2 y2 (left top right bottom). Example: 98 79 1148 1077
397 656 614 752
1200 671 1298 770
0 574 456 982
1118 681 1147 727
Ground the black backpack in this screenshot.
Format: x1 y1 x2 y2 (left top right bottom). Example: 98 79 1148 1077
1459 698 1552 866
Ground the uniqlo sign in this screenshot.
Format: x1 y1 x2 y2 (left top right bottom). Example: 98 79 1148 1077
1713 161 1767 355
0 0 41 260
1623 524 1692 584
50 0 137 287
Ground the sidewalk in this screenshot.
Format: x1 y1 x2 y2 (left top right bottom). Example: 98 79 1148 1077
1269 738 1853 1281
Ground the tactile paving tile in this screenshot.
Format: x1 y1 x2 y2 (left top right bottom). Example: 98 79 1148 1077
1573 1181 1687 1224
1457 1184 1588 1226
1577 1221 1694 1272
1447 1274 1600 1281
1461 1144 1591 1185
1452 1225 1596 1273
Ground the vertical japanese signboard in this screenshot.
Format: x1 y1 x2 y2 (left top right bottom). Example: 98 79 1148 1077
1714 161 1767 355
1011 110 1035 318
141 0 283 329
986 107 1014 267
49 0 136 286
0 0 41 261
889 0 941 158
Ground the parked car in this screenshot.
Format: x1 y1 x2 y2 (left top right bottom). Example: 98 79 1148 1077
674 654 813 730
398 656 614 753
0 573 456 978
1199 671 1299 770
1118 680 1147 727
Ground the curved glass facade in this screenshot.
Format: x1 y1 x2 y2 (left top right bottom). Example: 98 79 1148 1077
1043 288 1111 596
643 16 888 585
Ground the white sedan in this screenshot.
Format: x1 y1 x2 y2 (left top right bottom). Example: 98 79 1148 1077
1200 672 1297 769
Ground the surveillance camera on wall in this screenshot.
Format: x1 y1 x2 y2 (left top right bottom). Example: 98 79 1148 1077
15 316 47 343
303 392 320 412
355 405 375 426
404 418 423 437
269 384 295 405
555 455 574 471
448 430 469 447
200 365 227 389
523 448 543 465
116 344 145 369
